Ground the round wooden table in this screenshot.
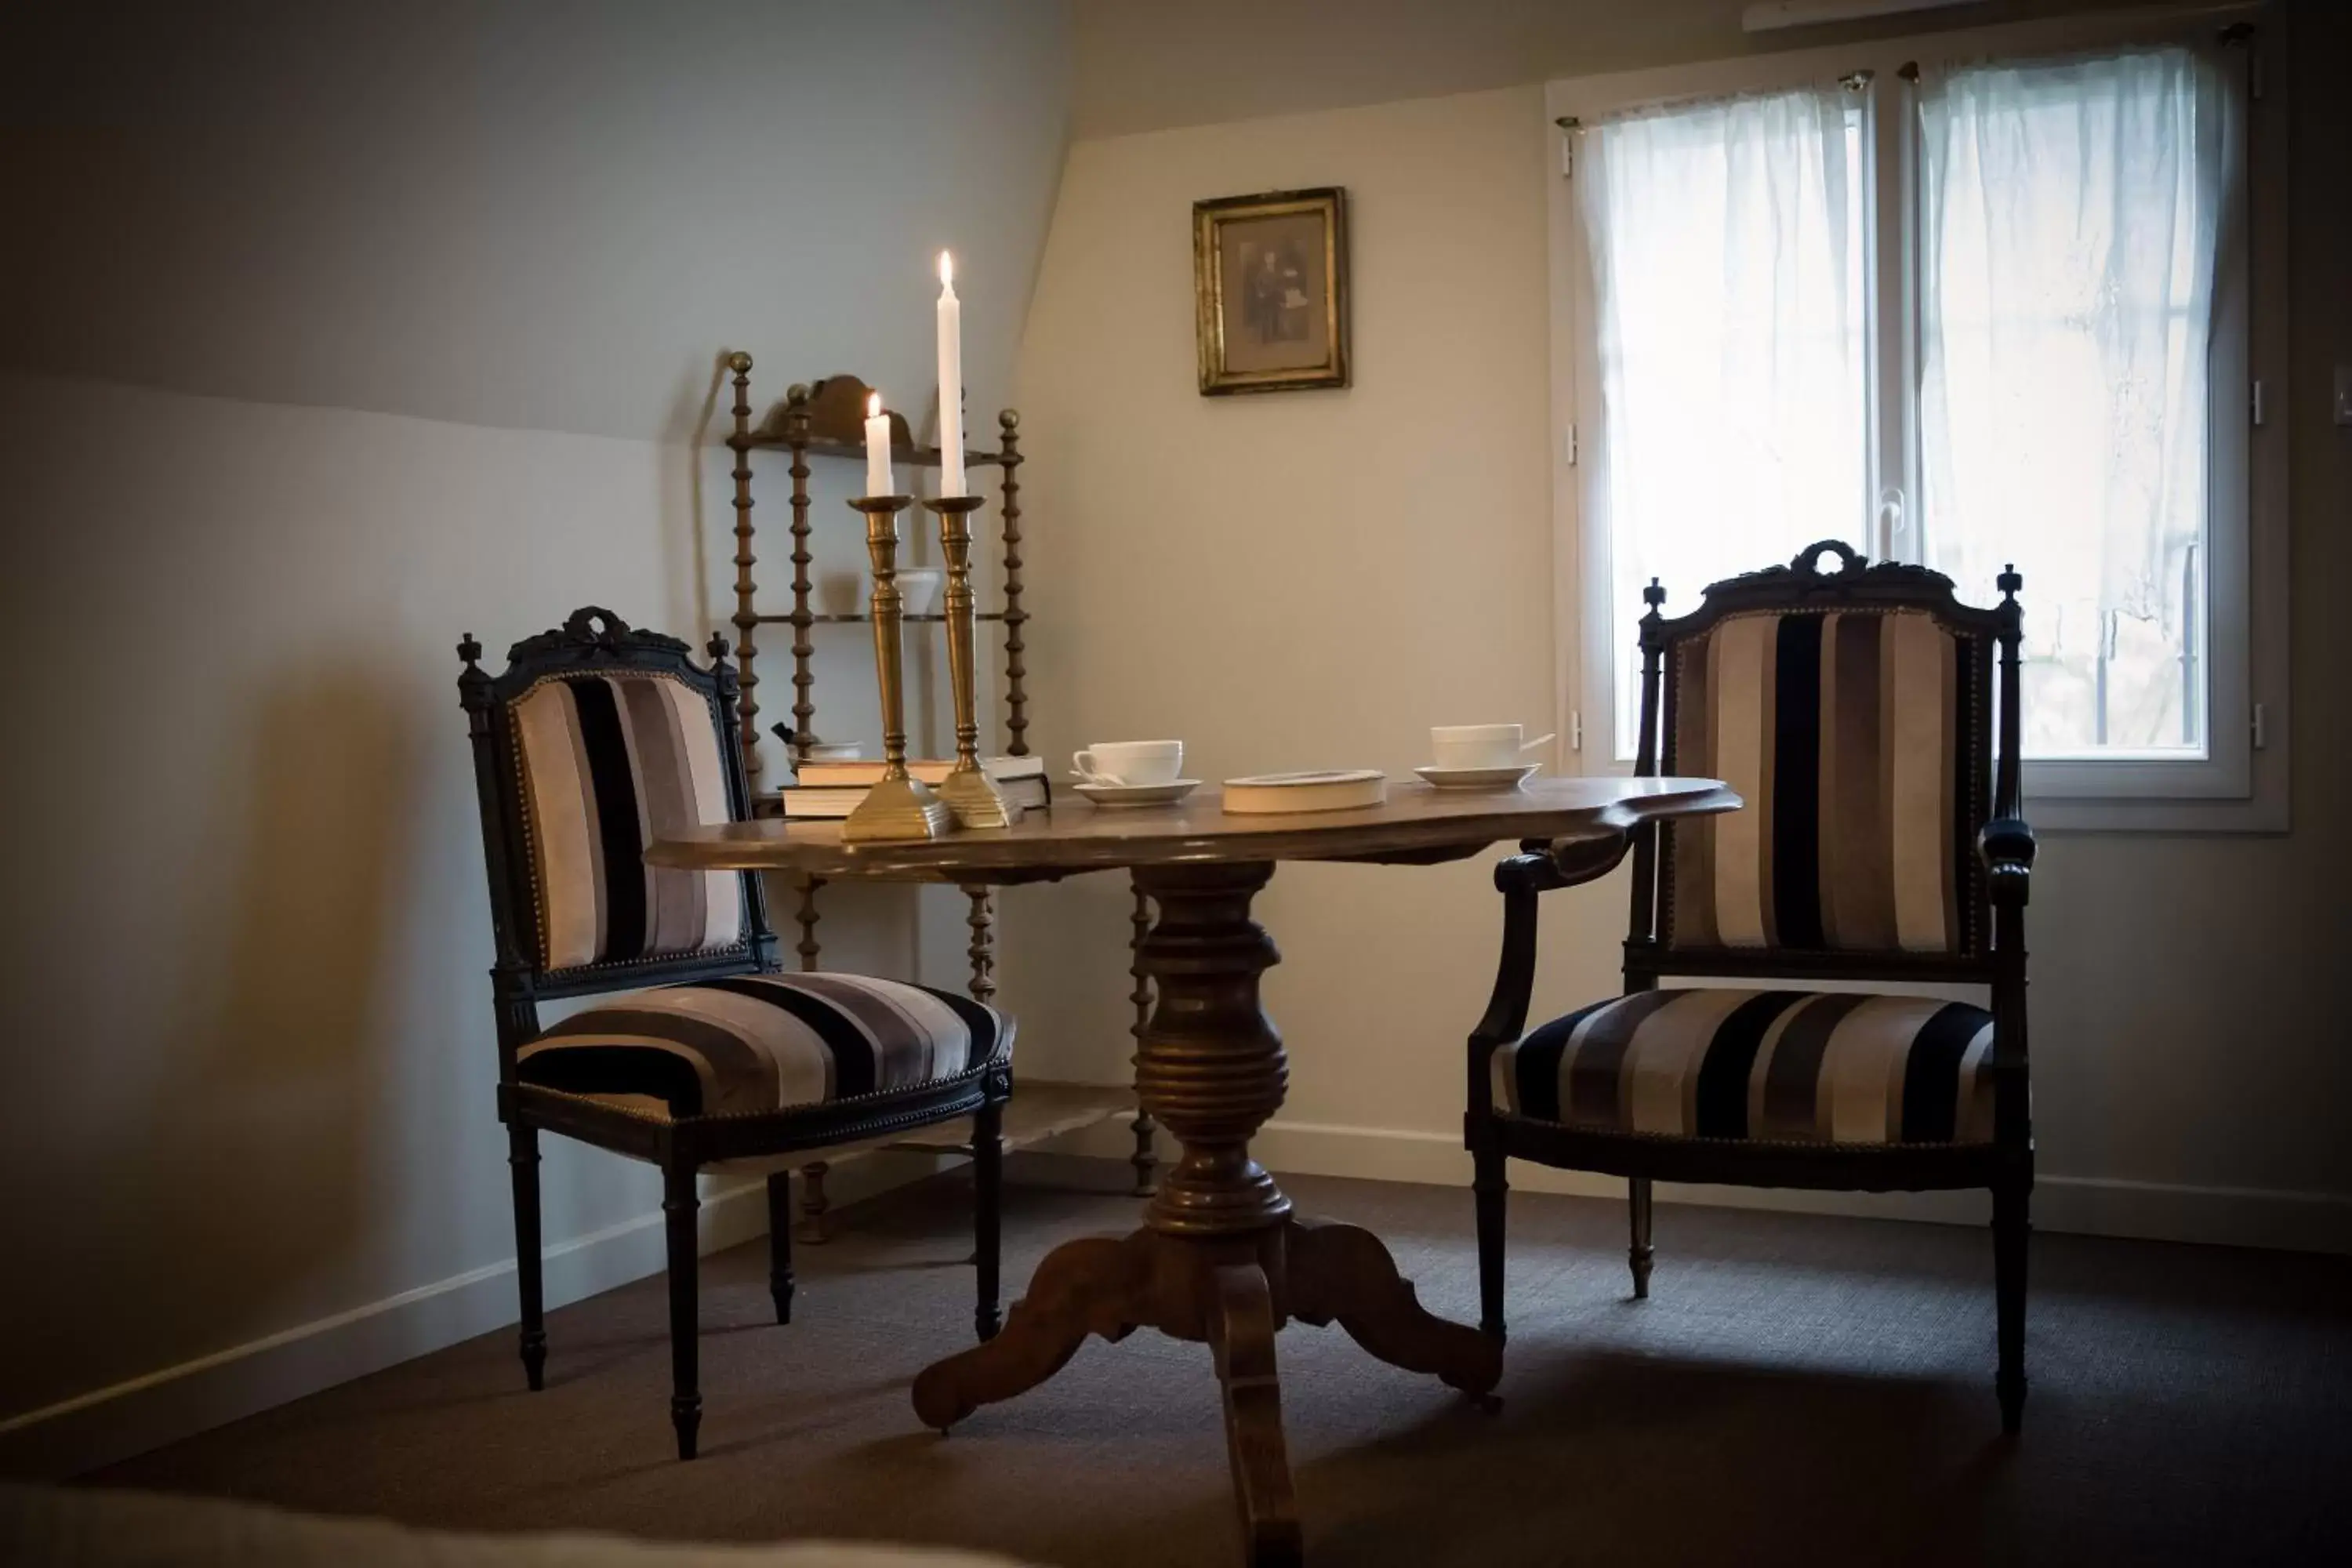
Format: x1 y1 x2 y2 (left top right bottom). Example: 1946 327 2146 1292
649 775 1737 1566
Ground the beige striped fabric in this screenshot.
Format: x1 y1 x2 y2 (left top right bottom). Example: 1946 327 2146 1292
1494 989 1997 1145
517 972 1008 1119
512 673 744 973
1664 608 1976 955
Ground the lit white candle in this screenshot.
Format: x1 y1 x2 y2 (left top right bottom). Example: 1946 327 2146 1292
936 251 965 499
863 390 893 498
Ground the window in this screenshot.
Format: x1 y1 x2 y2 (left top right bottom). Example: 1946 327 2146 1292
1580 86 1869 761
1918 49 2223 763
1550 8 2286 830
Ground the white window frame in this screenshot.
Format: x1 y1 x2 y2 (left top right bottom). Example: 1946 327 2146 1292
1546 2 2289 833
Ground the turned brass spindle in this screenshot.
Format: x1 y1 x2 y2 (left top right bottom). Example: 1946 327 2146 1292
725 353 761 782
927 493 1011 828
786 385 816 762
996 410 1030 757
842 494 953 843
964 886 996 1006
795 877 823 971
793 868 826 1246
1129 883 1158 1195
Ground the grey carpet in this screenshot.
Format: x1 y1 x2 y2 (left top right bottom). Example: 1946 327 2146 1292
92 1167 2352 1566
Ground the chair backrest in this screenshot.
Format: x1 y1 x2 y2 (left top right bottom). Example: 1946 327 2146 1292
1628 540 2022 985
458 607 776 1025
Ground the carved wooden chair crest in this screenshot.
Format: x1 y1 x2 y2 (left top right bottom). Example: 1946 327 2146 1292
458 605 1013 1460
1465 541 2038 1431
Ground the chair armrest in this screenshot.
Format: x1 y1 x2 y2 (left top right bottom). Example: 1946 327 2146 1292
1977 817 2036 907
1472 835 1639 1052
1501 833 1637 896
1470 855 1548 1049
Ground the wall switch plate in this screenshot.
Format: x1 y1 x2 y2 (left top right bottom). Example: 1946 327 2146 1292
2336 363 2352 426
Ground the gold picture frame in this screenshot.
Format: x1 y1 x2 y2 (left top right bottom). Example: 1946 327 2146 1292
1192 187 1350 396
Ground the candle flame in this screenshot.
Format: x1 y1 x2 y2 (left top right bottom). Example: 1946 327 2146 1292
938 251 954 288
867 391 881 418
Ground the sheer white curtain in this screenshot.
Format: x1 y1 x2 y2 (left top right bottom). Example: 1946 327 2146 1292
1918 47 2225 756
1580 87 1866 757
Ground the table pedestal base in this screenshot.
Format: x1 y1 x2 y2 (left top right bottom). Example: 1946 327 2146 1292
909 861 1501 1567
911 1218 1500 1566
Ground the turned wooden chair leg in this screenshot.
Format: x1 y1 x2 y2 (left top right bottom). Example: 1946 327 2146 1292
662 1163 702 1461
1472 1143 1508 1342
766 1171 794 1326
795 1160 831 1244
974 1098 1004 1341
1994 1180 2031 1436
508 1123 546 1391
1628 1177 1655 1301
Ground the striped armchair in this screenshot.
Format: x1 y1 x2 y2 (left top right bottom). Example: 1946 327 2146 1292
1467 542 2036 1432
459 608 1013 1461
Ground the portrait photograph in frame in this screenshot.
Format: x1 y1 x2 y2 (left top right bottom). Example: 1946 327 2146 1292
1192 187 1350 395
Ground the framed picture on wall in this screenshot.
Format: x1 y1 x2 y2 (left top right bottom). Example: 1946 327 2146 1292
1192 187 1350 395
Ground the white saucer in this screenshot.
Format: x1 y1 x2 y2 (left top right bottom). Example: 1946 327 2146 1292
1073 779 1201 808
1414 763 1540 790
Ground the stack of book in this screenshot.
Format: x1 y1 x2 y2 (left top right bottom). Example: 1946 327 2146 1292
780 756 1051 819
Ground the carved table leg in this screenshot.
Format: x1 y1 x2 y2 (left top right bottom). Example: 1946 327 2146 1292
1285 1218 1501 1397
911 1233 1149 1430
908 860 1489 1563
1210 1262 1302 1568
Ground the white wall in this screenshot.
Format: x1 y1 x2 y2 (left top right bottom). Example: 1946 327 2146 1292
0 0 1070 1474
1007 5 2352 1250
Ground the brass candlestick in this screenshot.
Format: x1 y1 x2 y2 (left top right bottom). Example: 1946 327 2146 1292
843 495 954 843
925 493 1012 829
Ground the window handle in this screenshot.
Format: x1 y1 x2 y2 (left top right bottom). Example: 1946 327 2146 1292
1876 487 1907 557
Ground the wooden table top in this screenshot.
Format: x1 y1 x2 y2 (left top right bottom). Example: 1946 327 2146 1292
644 775 1738 882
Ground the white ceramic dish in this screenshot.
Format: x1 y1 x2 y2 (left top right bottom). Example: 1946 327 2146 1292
1220 769 1386 815
1073 779 1201 808
1414 763 1541 790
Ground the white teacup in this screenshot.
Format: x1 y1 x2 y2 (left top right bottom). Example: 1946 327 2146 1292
1431 724 1553 770
1073 739 1184 786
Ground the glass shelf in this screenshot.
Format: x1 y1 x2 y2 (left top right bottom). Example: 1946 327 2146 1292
753 612 1007 626
736 432 1007 468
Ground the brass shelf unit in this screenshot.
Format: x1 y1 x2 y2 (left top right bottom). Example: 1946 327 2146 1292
720 353 1156 1234
724 358 1031 789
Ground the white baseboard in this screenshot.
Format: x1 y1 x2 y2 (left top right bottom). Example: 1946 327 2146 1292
1045 1114 2352 1254
0 1152 946 1483
13 1113 2343 1484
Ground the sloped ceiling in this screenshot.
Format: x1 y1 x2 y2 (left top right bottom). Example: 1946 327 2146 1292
0 0 1073 442
1073 0 2158 140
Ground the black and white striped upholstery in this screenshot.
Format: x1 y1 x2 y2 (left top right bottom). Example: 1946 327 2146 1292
510 672 747 975
1494 989 1996 1146
519 972 1010 1119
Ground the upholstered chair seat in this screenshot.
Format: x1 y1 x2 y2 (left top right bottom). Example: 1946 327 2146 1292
459 607 1015 1461
1464 544 2038 1434
521 973 1011 1120
1492 990 1995 1147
